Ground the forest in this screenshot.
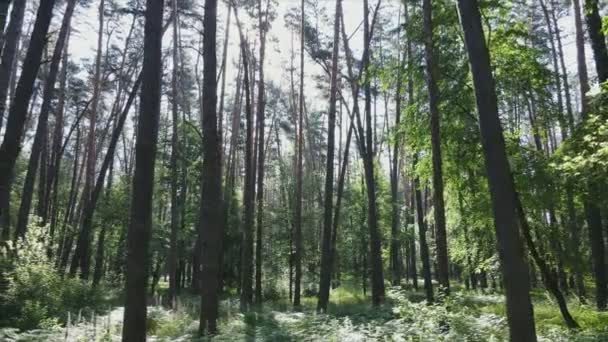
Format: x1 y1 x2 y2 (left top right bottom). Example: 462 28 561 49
0 0 607 340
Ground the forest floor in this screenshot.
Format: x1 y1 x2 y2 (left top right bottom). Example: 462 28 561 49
2 282 608 341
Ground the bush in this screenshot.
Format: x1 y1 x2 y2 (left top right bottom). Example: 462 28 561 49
0 220 106 330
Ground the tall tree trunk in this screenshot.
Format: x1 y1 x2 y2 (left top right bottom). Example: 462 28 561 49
456 1 537 339
71 0 105 279
585 201 607 310
548 0 575 131
514 195 579 328
574 0 607 311
0 0 26 134
573 0 589 120
36 130 49 220
539 0 567 139
317 0 341 313
422 0 449 295
390 5 405 286
330 118 353 287
168 0 180 309
48 28 71 244
408 183 418 290
568 0 589 297
292 0 305 310
14 0 77 238
362 0 386 306
414 155 434 303
254 0 269 305
235 7 255 312
121 0 164 339
218 3 231 167
338 0 384 305
0 0 57 240
56 125 81 269
90 74 142 287
198 0 224 334
548 0 583 299
584 0 608 84
404 2 417 291
0 0 9 51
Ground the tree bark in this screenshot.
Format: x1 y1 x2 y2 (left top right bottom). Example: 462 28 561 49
14 0 77 238
293 0 305 310
48 28 71 245
317 0 341 313
234 6 255 312
71 0 105 279
390 4 405 287
121 0 164 339
90 73 142 287
0 0 9 52
539 0 567 139
362 0 386 306
0 0 57 240
422 0 450 295
549 0 574 131
254 0 269 305
198 0 224 334
0 0 26 134
584 0 608 84
168 0 180 309
218 3 231 168
456 1 537 340
414 155 434 303
574 0 607 311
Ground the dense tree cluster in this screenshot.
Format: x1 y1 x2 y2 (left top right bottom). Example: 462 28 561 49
0 0 607 340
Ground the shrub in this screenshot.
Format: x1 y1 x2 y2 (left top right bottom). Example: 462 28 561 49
0 220 107 330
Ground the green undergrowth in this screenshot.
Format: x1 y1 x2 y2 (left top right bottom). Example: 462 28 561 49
144 285 608 341
2 282 608 341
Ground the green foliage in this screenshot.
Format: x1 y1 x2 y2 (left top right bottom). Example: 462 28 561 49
0 220 107 330
146 308 194 339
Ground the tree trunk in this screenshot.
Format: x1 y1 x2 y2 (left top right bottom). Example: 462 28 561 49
390 3 405 287
218 3 231 168
361 0 386 306
0 0 26 134
292 0 305 310
234 7 255 312
546 0 574 132
198 0 224 334
48 29 71 245
121 0 164 339
0 0 57 240
168 0 180 309
14 0 77 238
254 0 269 305
414 155 434 303
0 0 9 51
408 183 418 290
513 196 579 328
585 201 607 310
456 1 537 339
88 74 142 287
422 0 450 295
573 0 607 311
317 0 341 313
584 0 608 84
71 0 104 279
539 0 567 139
